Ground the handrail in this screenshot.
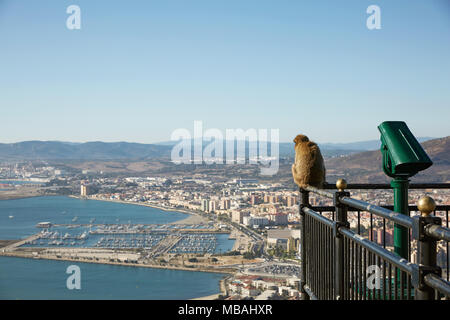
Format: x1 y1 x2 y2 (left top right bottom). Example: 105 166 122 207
302 204 415 274
299 182 450 300
339 228 414 274
425 224 450 242
311 204 450 213
302 207 334 228
323 183 450 190
339 197 414 228
302 185 334 199
424 274 450 297
303 185 450 239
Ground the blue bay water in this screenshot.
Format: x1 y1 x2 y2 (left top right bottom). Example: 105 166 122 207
0 196 189 240
0 256 225 300
0 196 233 299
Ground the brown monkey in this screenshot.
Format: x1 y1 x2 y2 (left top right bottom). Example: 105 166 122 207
291 134 326 189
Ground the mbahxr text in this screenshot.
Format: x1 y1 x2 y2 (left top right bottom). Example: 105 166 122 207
178 304 273 317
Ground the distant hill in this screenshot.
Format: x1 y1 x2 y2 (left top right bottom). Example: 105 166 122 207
0 136 441 165
0 139 362 160
325 136 450 183
157 137 435 157
0 141 172 160
319 137 434 151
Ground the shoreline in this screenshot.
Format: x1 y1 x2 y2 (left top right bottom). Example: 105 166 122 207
0 191 44 201
193 274 230 300
69 195 207 225
0 195 41 201
0 253 235 275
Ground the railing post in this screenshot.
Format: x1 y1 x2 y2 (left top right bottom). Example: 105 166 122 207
334 179 350 300
299 187 310 300
412 196 442 300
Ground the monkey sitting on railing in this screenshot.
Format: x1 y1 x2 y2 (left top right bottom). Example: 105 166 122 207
291 134 326 189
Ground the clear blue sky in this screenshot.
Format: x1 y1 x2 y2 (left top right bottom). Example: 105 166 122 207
1 0 449 144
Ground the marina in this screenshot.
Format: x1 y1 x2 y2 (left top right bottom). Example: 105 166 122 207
0 196 236 299
21 223 231 254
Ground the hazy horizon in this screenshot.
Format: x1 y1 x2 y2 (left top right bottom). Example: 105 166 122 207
0 136 441 146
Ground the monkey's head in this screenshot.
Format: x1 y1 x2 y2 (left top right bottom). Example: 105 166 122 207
293 134 309 145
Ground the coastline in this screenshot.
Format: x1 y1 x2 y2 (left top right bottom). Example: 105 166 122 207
69 195 207 225
191 275 230 300
0 194 41 201
0 253 234 275
0 191 44 201
0 180 46 201
0 193 205 226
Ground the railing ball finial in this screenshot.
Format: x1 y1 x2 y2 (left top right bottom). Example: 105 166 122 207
417 196 436 217
336 179 347 191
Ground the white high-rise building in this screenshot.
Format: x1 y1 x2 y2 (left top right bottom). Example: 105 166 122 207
201 199 210 212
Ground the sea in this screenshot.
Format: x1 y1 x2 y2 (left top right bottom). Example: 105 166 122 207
0 196 233 300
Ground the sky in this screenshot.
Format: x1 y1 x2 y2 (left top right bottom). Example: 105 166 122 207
0 0 449 144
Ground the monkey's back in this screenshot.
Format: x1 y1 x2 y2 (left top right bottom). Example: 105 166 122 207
293 141 326 188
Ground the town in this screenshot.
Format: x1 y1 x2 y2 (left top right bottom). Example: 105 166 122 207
1 160 449 300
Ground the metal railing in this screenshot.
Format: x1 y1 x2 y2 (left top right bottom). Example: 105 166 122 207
299 181 450 300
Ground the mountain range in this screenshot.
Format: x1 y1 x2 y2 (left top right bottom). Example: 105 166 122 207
0 136 447 183
0 137 436 161
0 141 171 160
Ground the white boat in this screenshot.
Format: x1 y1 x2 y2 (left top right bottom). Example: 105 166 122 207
79 231 88 240
9 215 14 219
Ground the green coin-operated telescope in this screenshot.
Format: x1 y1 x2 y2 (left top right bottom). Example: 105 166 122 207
378 121 433 178
378 121 433 261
